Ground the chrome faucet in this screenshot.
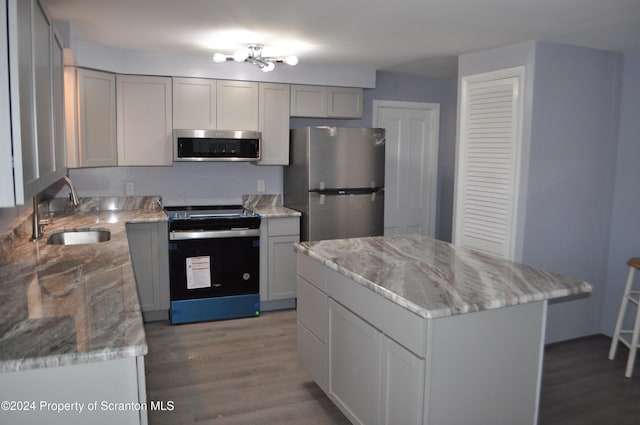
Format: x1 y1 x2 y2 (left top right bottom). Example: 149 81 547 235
31 175 80 241
31 196 50 241
63 175 80 206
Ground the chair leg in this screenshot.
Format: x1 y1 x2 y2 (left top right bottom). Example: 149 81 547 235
627 295 640 378
609 267 636 360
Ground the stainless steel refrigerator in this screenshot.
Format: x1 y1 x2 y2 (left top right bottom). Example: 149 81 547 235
284 126 385 241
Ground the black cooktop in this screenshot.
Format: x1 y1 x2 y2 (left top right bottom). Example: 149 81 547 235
165 205 261 230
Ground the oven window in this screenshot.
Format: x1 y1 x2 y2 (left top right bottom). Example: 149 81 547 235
169 236 259 300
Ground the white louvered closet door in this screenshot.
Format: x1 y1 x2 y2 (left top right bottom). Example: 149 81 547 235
454 67 524 260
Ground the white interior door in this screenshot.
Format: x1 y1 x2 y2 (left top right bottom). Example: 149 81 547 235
373 101 439 237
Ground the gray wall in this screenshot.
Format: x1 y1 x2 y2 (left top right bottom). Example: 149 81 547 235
458 41 623 343
67 162 283 206
524 42 621 343
601 50 640 335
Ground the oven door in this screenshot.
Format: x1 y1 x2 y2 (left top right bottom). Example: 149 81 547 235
168 229 260 301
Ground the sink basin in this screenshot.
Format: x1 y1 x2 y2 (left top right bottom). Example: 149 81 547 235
46 229 111 246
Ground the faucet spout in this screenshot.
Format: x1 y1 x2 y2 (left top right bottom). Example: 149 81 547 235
63 175 80 206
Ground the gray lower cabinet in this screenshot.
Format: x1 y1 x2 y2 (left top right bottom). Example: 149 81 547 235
329 299 384 425
0 356 147 425
297 252 545 425
126 222 170 321
259 216 300 310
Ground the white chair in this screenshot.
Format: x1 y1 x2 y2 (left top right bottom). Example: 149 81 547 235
609 257 640 377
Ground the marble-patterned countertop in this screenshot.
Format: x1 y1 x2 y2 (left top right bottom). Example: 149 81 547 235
252 206 301 218
0 197 167 372
295 234 593 319
242 193 301 218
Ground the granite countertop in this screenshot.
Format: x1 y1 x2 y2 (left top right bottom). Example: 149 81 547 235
0 197 167 373
242 193 301 218
295 234 593 319
252 205 301 218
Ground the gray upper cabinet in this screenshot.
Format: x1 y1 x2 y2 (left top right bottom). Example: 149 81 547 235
0 0 18 206
290 84 327 117
52 31 66 175
216 80 259 131
14 0 38 201
258 82 290 165
71 68 117 167
290 84 363 119
172 77 217 130
0 0 66 206
327 87 363 118
116 74 173 166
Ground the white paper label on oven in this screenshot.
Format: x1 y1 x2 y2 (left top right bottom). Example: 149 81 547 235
186 256 211 289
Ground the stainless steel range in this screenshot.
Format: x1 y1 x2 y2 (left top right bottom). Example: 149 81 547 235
165 205 261 324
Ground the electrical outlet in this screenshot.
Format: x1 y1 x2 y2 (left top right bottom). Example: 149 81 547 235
125 181 135 196
257 179 266 193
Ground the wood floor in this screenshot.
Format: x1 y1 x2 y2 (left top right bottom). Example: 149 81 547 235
144 309 640 425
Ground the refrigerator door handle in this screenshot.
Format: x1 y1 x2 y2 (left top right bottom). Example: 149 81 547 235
310 187 384 195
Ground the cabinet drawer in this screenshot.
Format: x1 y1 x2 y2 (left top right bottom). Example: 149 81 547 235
326 268 427 357
267 217 299 235
297 321 328 392
297 277 328 342
296 254 327 292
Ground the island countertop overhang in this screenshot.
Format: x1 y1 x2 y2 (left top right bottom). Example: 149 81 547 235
294 234 593 319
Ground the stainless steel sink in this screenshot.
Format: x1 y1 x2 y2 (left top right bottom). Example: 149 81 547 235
46 229 111 246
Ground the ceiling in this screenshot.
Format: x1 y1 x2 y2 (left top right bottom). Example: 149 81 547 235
43 0 640 79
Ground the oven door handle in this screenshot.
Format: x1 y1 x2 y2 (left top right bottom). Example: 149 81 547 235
170 228 260 240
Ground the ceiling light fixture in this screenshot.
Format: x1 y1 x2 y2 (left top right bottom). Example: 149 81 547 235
212 44 298 72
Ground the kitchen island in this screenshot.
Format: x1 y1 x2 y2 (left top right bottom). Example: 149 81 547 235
0 197 166 425
294 234 592 425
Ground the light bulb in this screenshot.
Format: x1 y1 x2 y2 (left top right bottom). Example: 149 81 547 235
233 48 249 62
284 55 299 66
261 62 275 72
212 53 227 63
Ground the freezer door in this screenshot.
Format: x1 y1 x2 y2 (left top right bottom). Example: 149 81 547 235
306 191 384 241
307 127 385 190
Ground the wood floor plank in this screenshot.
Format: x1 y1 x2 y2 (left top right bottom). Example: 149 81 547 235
144 310 350 425
145 310 640 425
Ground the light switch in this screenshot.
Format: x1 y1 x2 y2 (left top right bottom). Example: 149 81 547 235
257 179 266 193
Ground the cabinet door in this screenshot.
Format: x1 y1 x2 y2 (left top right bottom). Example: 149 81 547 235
63 67 79 167
329 299 382 425
117 75 173 166
126 222 170 318
52 30 66 174
172 77 217 129
0 0 17 206
15 0 38 201
454 68 524 260
382 337 424 425
290 84 327 117
77 69 117 167
258 82 290 165
328 87 363 118
216 80 258 130
33 0 56 189
267 234 298 300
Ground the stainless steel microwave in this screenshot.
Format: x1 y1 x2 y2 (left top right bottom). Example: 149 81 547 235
173 129 261 162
